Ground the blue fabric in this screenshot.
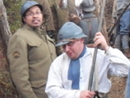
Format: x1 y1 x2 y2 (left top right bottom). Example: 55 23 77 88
79 12 98 44
68 47 86 89
83 12 95 18
119 10 130 35
125 68 130 98
114 34 129 49
114 10 130 49
122 34 129 49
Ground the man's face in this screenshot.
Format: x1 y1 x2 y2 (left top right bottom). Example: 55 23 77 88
63 38 84 59
23 6 43 27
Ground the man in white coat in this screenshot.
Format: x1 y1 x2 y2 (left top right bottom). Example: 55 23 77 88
45 22 130 98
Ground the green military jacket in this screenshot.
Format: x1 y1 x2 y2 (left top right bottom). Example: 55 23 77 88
7 24 57 98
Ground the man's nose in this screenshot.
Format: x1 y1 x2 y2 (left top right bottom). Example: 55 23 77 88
33 13 38 17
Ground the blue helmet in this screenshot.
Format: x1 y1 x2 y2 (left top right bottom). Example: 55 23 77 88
20 1 43 23
81 0 95 12
56 22 87 46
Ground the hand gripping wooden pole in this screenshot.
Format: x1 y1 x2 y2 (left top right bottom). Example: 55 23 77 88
88 0 107 97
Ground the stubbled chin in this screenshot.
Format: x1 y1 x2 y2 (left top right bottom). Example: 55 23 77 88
32 23 42 27
33 21 39 23
67 54 75 59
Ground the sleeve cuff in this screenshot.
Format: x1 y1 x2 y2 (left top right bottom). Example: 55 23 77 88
74 90 81 98
105 46 112 55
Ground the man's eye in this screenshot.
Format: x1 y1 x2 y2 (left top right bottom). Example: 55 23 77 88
68 42 74 46
36 12 41 15
26 13 33 16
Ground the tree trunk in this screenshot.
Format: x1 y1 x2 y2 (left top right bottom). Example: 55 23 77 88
0 0 18 97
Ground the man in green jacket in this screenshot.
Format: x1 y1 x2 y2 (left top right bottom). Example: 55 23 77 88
7 1 57 98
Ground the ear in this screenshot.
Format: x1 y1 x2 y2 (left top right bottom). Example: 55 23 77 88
80 38 84 42
23 17 26 23
42 13 45 23
78 38 84 44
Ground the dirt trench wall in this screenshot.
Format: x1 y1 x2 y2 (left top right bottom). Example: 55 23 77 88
107 76 127 98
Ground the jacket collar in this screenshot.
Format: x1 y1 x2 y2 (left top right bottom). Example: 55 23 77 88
22 24 43 32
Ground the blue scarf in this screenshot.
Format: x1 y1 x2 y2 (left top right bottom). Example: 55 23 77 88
68 47 86 89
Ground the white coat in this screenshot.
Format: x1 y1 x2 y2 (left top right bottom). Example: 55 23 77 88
46 47 130 98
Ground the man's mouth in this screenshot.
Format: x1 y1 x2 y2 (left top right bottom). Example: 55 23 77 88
32 19 40 24
67 52 72 56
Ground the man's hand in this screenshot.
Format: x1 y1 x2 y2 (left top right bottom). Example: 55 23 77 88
69 14 81 25
93 32 109 51
80 90 95 98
